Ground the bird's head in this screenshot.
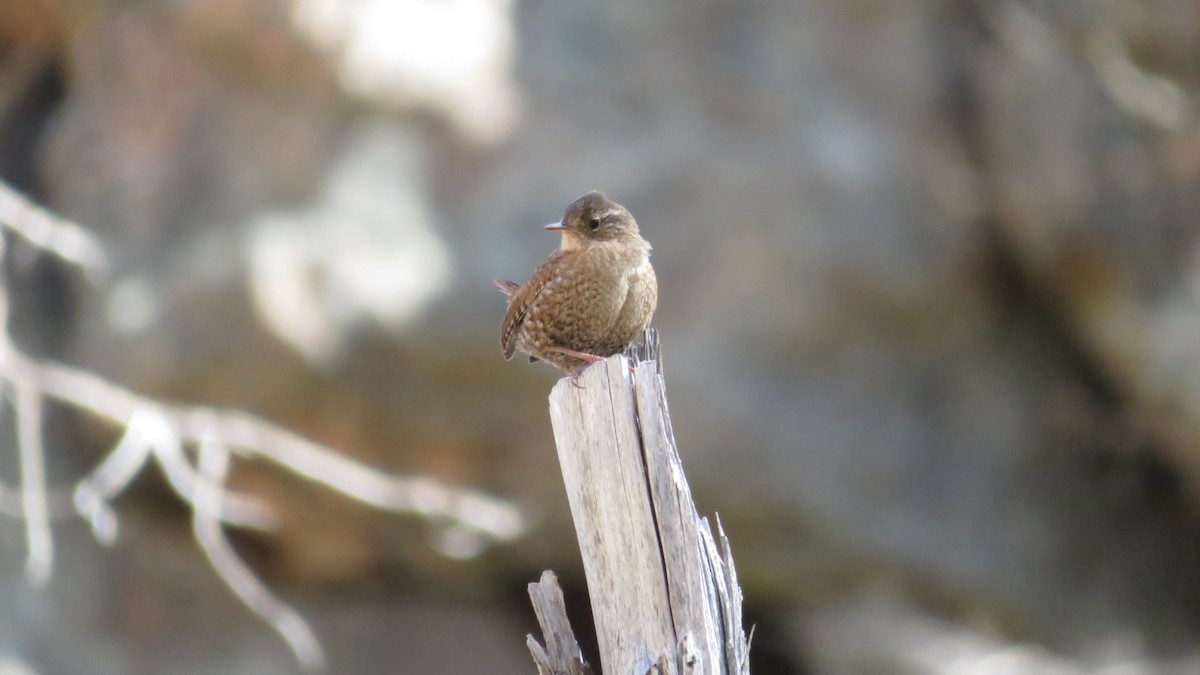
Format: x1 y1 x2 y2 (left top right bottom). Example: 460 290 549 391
546 191 642 250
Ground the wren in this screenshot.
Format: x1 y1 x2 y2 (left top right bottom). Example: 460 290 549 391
495 191 657 380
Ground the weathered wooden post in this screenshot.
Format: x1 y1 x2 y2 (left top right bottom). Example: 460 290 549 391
526 334 751 675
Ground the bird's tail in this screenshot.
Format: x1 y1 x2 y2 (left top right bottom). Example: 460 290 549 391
493 279 519 298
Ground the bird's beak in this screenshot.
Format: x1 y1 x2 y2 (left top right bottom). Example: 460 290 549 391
544 221 568 231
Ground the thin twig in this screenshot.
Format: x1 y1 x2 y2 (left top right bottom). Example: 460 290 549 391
16 379 52 585
195 432 325 671
0 345 524 542
0 178 528 672
0 182 108 277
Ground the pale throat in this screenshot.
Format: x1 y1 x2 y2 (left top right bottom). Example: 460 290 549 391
558 232 584 252
557 233 649 260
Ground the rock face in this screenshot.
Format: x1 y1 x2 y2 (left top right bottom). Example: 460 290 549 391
2 0 1200 672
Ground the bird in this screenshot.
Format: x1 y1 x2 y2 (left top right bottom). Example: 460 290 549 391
494 191 657 381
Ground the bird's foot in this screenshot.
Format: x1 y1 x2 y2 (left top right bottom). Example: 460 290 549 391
567 370 587 389
545 346 605 365
546 347 605 389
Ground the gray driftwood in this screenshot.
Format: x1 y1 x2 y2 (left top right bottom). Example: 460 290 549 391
526 335 751 675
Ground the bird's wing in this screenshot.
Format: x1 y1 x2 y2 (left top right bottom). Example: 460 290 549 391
500 252 564 359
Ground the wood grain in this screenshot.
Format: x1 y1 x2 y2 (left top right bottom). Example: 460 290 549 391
527 342 750 675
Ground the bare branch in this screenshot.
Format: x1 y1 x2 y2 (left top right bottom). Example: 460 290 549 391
195 432 326 672
0 178 528 671
0 182 108 277
0 344 524 543
173 407 526 541
0 481 74 519
15 379 52 585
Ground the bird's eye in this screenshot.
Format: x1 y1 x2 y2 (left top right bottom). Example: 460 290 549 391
588 217 601 230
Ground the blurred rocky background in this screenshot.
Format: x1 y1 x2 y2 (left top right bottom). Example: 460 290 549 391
2 0 1200 673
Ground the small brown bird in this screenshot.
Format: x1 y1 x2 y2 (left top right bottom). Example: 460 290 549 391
494 191 657 380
